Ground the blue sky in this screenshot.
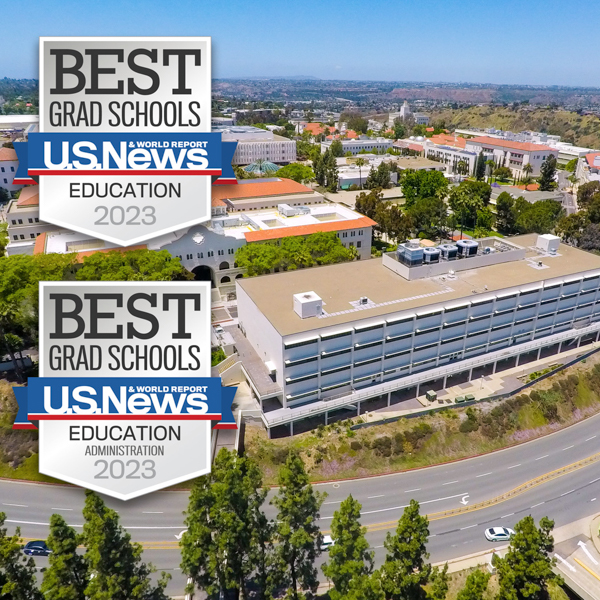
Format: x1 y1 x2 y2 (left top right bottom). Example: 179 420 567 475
2 0 599 87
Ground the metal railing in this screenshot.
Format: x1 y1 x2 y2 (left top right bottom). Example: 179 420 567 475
264 321 600 427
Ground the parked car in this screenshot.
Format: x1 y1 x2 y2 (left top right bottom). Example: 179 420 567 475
23 540 52 556
214 325 224 334
484 527 515 542
321 535 335 551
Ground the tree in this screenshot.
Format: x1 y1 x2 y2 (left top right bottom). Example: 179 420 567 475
355 158 367 189
0 512 42 600
485 159 496 180
0 188 9 205
393 119 406 140
276 164 315 184
577 181 600 208
538 154 557 191
272 453 325 600
355 188 384 220
407 196 447 238
330 140 344 158
456 160 469 175
83 491 169 600
344 114 368 134
496 515 558 600
523 162 534 178
365 162 391 190
235 243 282 276
556 212 589 246
496 192 516 233
313 153 326 187
42 514 88 600
564 157 578 172
494 166 513 181
380 500 431 600
181 450 273 600
580 223 600 251
448 182 488 238
76 249 191 281
456 570 490 600
322 495 373 599
515 199 563 234
475 151 486 181
428 564 448 600
400 170 448 207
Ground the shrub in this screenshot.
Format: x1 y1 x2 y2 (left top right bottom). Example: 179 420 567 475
350 440 362 451
372 435 392 456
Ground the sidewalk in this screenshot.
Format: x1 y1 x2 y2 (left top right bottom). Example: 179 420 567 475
362 341 600 424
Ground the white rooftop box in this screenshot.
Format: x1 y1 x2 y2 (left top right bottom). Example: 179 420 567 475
293 291 323 319
537 234 560 253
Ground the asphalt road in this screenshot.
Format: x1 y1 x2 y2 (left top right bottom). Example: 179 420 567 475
3 412 600 597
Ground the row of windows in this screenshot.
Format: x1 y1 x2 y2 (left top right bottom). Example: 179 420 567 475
11 217 39 225
12 232 41 241
0 166 15 173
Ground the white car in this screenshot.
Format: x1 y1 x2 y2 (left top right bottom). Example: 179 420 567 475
485 527 515 542
214 325 224 334
321 535 335 551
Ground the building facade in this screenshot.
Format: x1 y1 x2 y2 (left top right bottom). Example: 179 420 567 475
214 126 296 165
0 147 22 195
236 234 600 436
321 136 393 156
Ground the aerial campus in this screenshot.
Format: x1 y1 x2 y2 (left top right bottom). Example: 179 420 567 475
4 3 600 598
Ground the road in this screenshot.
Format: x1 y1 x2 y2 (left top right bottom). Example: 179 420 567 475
3 412 600 596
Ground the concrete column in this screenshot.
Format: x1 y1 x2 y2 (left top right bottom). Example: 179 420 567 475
536 347 541 361
442 375 447 389
290 421 294 436
357 400 361 415
577 336 582 348
387 391 391 407
515 354 521 367
325 410 329 425
492 360 498 375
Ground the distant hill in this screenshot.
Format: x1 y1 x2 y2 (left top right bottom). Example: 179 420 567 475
429 105 600 150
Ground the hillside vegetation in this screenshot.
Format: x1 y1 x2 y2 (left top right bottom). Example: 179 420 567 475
430 105 600 149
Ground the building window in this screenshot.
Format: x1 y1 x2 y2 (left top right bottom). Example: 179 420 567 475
12 235 17 240
350 231 356 237
198 252 203 258
342 232 348 238
3 179 7 184
10 166 14 172
30 234 35 239
35 218 39 222
207 251 214 257
219 261 230 270
28 218 33 223
17 219 22 224
228 248 234 254
11 220 16 225
19 234 24 239
357 241 362 248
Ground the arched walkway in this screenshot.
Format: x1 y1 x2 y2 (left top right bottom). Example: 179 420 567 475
192 265 215 288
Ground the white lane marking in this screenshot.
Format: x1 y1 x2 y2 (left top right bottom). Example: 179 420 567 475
3 503 28 508
373 545 384 549
592 498 597 502
5 519 184 529
323 492 469 519
554 553 576 573
405 488 421 493
428 534 437 538
560 490 575 497
323 501 342 505
589 478 600 484
142 511 164 514
476 472 492 478
461 524 478 530
51 507 73 511
586 436 597 441
563 445 574 450
368 495 385 499
175 529 187 540
535 455 549 460
578 541 599 565
507 464 521 469
531 502 545 508
501 513 514 518
442 480 459 486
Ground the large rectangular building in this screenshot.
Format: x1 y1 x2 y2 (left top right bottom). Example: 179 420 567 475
236 234 600 435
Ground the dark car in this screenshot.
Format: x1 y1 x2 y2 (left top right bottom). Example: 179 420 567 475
23 541 52 557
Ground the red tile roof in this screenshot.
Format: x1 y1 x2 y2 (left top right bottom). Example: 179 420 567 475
212 178 313 207
585 152 600 169
428 134 467 149
426 127 434 132
515 183 540 191
468 136 554 152
244 216 376 242
303 122 335 136
33 232 46 255
0 148 17 161
326 130 358 140
17 186 39 206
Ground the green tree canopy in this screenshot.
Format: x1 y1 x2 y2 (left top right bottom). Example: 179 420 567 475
538 154 558 191
577 181 600 208
322 495 373 599
400 170 448 206
406 196 447 238
365 162 392 190
380 500 431 600
0 512 42 600
276 164 315 184
42 514 88 600
475 151 486 180
75 249 191 281
330 140 344 157
272 452 325 600
496 515 558 600
83 491 169 600
456 570 491 600
181 449 272 600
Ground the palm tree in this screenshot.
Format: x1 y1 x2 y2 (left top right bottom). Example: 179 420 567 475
456 160 468 176
355 157 367 189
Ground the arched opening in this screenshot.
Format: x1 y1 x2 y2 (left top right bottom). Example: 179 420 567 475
220 276 231 284
192 265 215 288
219 261 230 270
236 273 244 279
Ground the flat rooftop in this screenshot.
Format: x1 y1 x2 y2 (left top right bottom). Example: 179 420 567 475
237 234 600 337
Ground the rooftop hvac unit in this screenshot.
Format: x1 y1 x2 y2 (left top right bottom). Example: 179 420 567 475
537 233 560 254
293 292 323 319
397 242 424 267
359 296 369 305
456 239 479 258
438 244 458 261
423 247 441 264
